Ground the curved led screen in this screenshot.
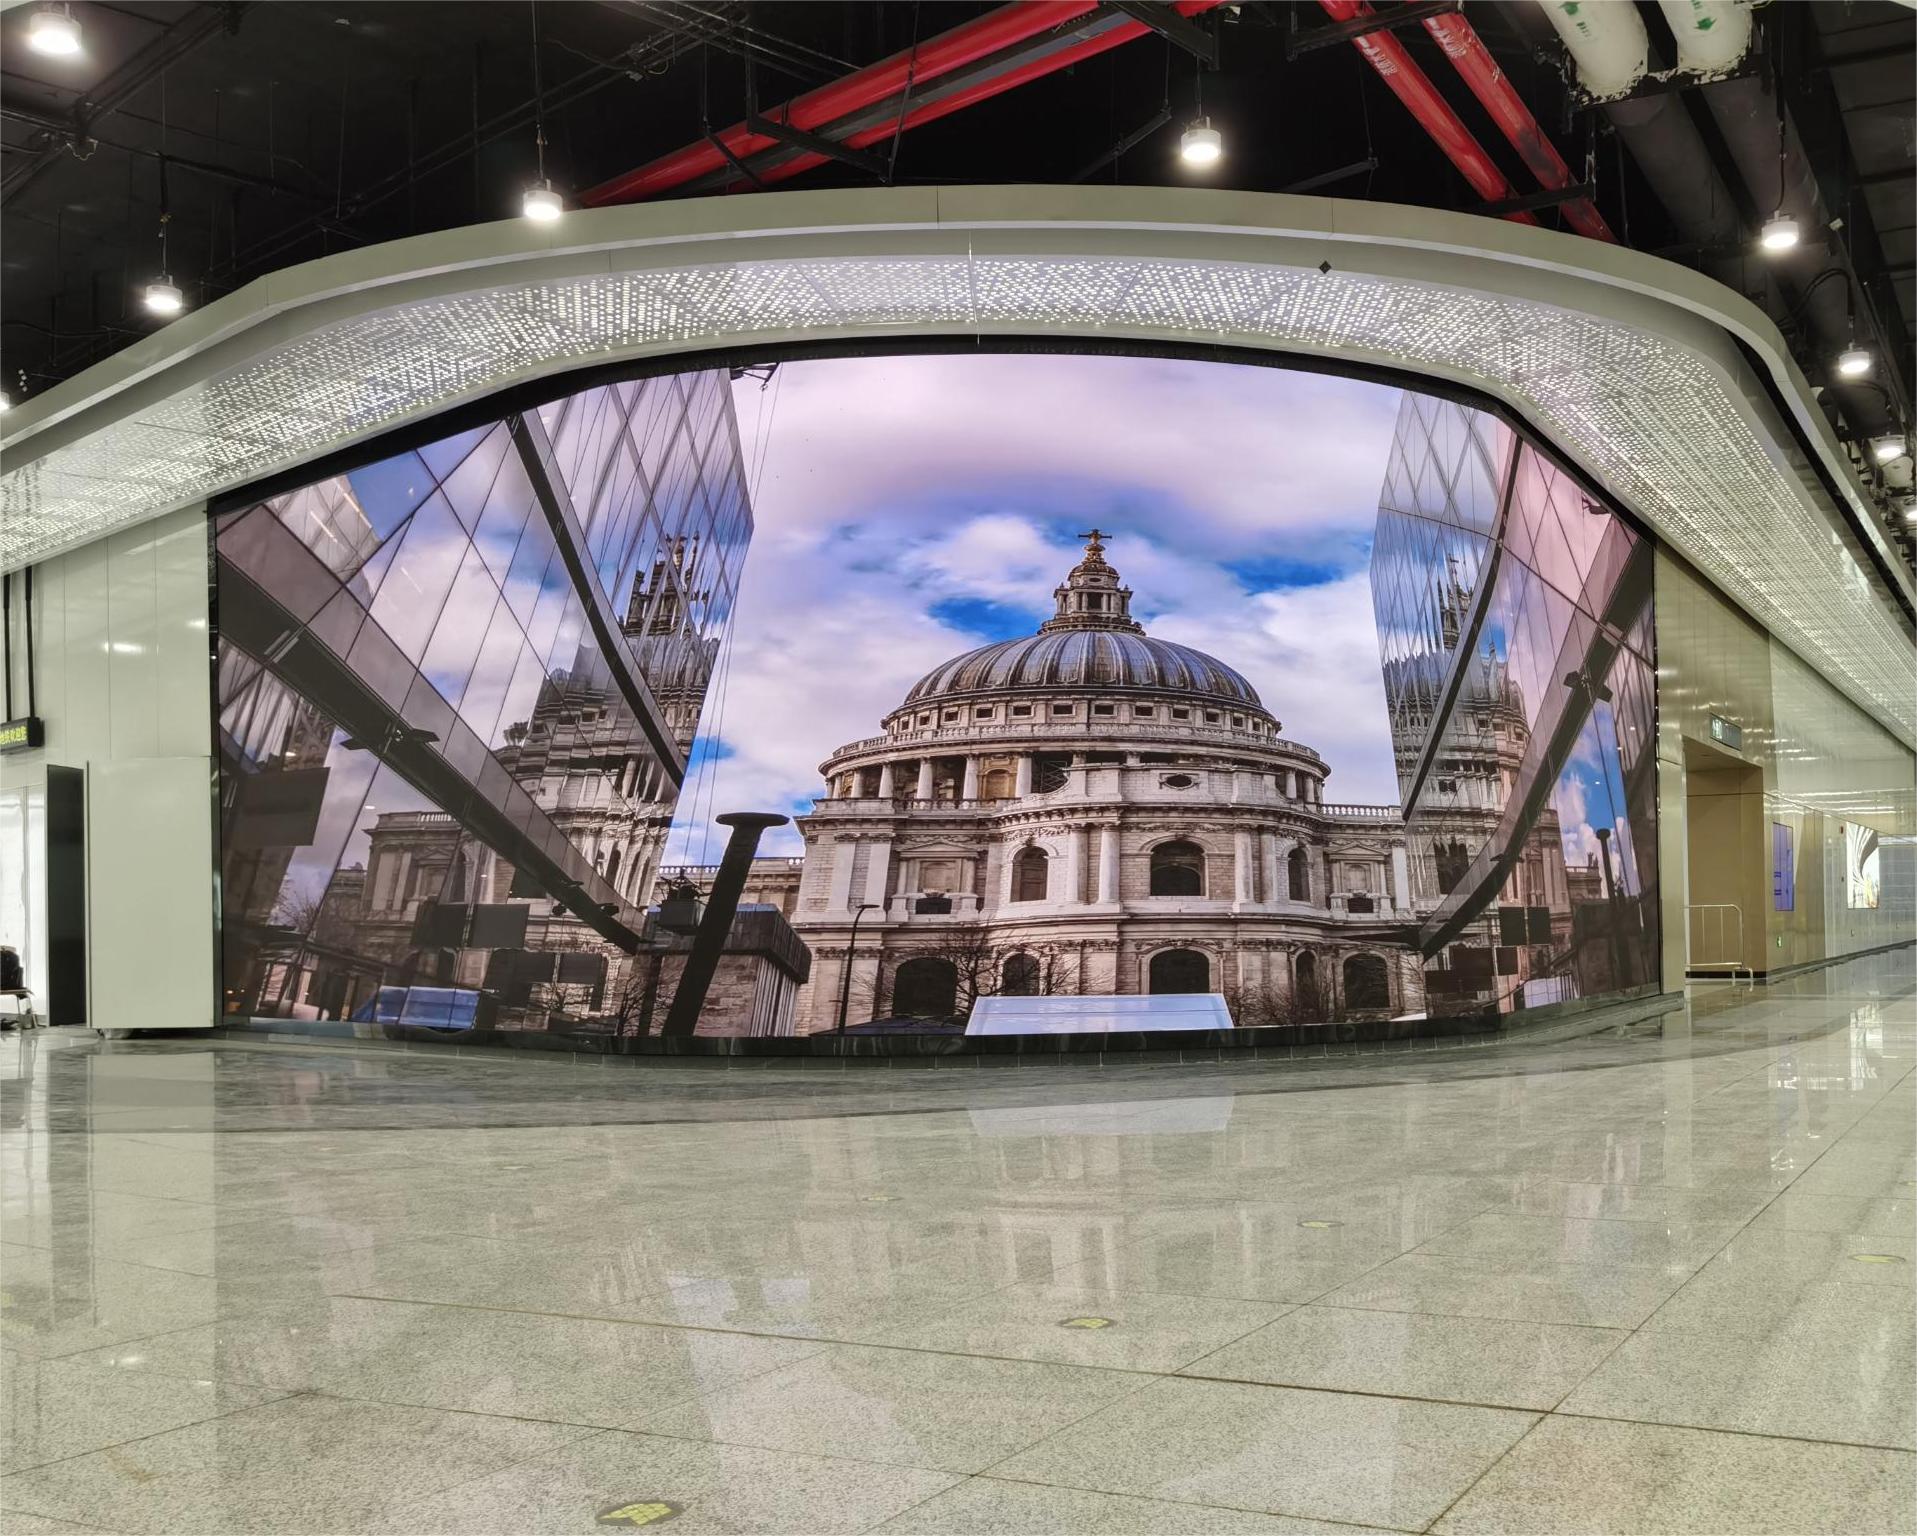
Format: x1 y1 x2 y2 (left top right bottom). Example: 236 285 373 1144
211 351 1660 1043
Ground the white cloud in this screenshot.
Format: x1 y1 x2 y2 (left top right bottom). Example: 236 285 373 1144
739 352 1402 558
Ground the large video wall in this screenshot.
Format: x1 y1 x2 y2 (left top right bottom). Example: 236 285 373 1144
1371 392 1659 1016
212 353 1660 1042
214 371 750 1034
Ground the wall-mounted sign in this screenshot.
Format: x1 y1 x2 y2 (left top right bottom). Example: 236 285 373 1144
0 717 44 754
1708 714 1743 751
1772 822 1795 912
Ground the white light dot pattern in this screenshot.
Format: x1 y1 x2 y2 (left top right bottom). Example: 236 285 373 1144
1 248 1910 738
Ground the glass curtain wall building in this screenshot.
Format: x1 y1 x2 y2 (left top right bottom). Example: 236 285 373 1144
213 370 751 1034
1371 392 1659 1017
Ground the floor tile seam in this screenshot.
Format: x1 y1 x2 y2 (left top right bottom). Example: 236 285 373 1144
1166 1363 1588 1417
329 1289 1284 1383
620 1397 1153 1482
1279 1292 1660 1330
1289 1301 1630 1342
854 1472 976 1536
941 1467 1428 1535
1410 1405 1555 1534
0 1388 319 1482
290 1385 634 1438
349 1426 640 1529
26 1307 283 1369
948 1364 1173 1481
1622 1122 1892 1336
1536 1406 1917 1456
1022 1270 1315 1309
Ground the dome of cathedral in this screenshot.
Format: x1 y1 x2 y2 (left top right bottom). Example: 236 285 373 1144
898 531 1265 712
902 630 1261 708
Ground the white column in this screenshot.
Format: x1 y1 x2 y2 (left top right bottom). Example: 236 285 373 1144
961 757 979 801
1066 825 1088 904
827 836 857 912
1234 829 1256 903
877 761 896 797
1015 755 1033 797
1261 830 1281 906
1097 824 1121 904
863 837 891 910
1391 845 1411 912
1284 769 1298 800
848 768 867 799
915 758 934 801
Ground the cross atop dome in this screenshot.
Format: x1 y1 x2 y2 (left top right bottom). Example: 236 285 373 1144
1041 527 1143 634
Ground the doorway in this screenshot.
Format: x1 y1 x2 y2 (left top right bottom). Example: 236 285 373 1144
1682 740 1766 980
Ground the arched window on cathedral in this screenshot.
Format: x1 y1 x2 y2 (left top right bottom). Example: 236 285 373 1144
1001 953 1040 996
1149 948 1210 994
1150 840 1205 897
1012 846 1049 903
1295 950 1321 1016
605 847 622 891
1287 845 1311 902
1344 953 1390 1010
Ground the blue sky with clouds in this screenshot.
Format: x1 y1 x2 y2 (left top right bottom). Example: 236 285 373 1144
666 352 1407 862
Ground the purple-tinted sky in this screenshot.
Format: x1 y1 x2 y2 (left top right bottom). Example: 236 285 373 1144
667 352 1406 862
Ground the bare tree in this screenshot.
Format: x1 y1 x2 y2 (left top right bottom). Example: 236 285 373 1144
1222 980 1309 1029
903 927 1083 1018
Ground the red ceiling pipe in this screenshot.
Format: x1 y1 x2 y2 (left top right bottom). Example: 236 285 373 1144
584 1 1104 205
1420 10 1615 241
748 1 1226 192
1316 0 1539 226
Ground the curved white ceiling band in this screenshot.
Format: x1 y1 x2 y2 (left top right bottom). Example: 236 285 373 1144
1 186 1911 741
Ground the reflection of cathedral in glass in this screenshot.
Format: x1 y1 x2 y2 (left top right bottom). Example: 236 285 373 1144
215 371 751 1030
1370 392 1659 1015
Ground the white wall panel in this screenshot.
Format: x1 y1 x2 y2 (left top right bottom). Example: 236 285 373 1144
0 504 211 1027
87 756 213 1031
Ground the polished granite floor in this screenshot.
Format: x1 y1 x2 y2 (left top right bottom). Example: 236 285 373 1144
1 952 1913 1535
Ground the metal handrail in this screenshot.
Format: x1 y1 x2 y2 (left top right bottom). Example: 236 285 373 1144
1686 903 1753 986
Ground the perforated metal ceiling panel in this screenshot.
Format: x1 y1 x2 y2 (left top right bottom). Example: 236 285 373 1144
1 188 1910 740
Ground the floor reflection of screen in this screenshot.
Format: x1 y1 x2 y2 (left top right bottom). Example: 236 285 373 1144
1845 822 1881 910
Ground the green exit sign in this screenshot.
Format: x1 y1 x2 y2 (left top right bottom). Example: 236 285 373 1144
0 717 43 754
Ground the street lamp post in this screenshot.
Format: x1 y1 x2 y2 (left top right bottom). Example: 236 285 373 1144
835 902 881 1034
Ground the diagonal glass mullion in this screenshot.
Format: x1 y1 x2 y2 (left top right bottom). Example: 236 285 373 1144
507 407 688 788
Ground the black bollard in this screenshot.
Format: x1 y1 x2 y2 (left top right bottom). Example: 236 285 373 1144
661 811 789 1037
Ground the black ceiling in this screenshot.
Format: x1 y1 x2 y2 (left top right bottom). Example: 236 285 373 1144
2 1 1912 542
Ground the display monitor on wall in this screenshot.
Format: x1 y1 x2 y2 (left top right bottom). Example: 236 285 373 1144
208 349 1660 1041
1772 822 1795 912
1845 822 1882 910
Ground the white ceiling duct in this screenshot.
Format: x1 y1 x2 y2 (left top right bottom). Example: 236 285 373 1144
1536 0 1649 101
1656 0 1756 77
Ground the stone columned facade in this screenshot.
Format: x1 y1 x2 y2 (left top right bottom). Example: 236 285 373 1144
788 533 1429 1032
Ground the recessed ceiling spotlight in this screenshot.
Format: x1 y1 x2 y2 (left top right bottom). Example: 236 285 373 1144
1758 213 1800 252
1871 435 1907 465
27 3 82 56
1179 118 1223 168
522 179 563 223
1836 344 1874 378
142 277 184 316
